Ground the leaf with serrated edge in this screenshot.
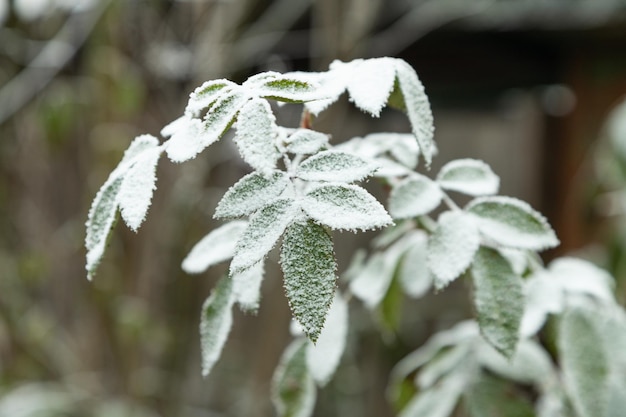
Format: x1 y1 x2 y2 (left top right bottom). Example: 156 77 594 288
185 79 236 117
347 57 397 117
285 129 329 154
428 211 480 289
389 174 443 219
230 198 298 273
118 146 163 231
249 72 326 103
559 307 609 417
281 220 337 343
471 247 524 358
232 261 264 313
296 150 376 183
234 98 280 173
214 171 290 219
302 183 392 231
166 89 250 162
182 221 248 274
200 276 235 377
306 292 348 386
437 159 500 196
272 339 316 417
466 196 559 251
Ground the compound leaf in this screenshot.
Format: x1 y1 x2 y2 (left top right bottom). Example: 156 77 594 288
200 276 235 377
182 221 248 274
296 150 376 183
389 174 443 219
215 171 290 219
271 339 316 417
234 98 280 174
281 220 337 343
437 159 499 196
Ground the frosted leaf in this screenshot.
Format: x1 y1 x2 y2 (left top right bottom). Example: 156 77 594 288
346 57 397 117
466 196 559 251
558 307 609 417
476 338 555 386
181 221 248 274
549 257 615 302
271 339 316 417
281 220 337 343
285 129 329 155
471 247 524 359
186 79 236 117
117 134 161 166
392 59 436 166
299 62 353 115
389 174 443 219
165 89 250 162
248 72 326 103
296 151 376 183
232 261 264 313
417 343 470 389
349 253 394 309
399 231 433 298
520 271 564 337
386 133 420 170
230 198 298 274
200 276 235 377
306 292 348 386
498 248 528 276
372 158 413 178
214 171 290 219
160 115 189 138
302 183 392 231
427 211 480 290
436 159 499 196
399 373 466 417
234 98 280 173
118 146 163 231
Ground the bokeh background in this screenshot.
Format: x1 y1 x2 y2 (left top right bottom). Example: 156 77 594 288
1 0 626 416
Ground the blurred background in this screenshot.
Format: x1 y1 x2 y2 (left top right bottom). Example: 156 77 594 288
1 0 626 416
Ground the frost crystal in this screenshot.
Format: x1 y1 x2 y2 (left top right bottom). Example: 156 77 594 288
234 98 280 173
186 79 236 117
182 221 248 274
296 150 376 183
436 159 499 196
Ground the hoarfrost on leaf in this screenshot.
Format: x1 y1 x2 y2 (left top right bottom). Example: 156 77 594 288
471 247 524 359
466 196 559 251
399 372 466 417
549 257 615 302
520 270 564 337
416 343 470 389
234 98 280 173
185 79 236 117
302 183 392 231
306 292 348 386
389 174 443 219
398 231 433 298
346 57 397 117
230 198 298 273
436 159 499 196
271 339 316 417
214 171 290 219
232 261 264 313
285 129 329 155
296 150 376 183
349 252 395 309
427 211 480 290
280 220 337 343
248 72 326 103
200 276 235 377
182 221 248 274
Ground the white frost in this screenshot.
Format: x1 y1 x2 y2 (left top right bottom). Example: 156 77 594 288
285 129 329 155
200 277 235 377
181 221 248 274
296 150 376 183
389 174 443 219
346 57 397 117
234 98 280 174
232 261 265 312
436 158 500 196
399 231 433 298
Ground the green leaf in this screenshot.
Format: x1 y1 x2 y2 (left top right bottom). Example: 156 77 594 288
272 339 317 417
416 344 471 389
296 150 376 183
436 158 500 196
230 198 298 273
285 129 329 155
234 98 280 174
558 307 610 417
389 174 443 219
471 247 524 359
249 72 326 103
200 276 235 377
466 196 559 251
465 374 536 417
182 221 248 274
427 211 480 289
399 372 466 417
185 79 237 116
281 220 337 343
302 183 392 231
214 171 290 219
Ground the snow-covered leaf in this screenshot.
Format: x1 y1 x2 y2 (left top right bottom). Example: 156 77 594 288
466 196 559 251
230 198 298 273
232 261 264 313
118 146 163 231
251 72 325 103
349 252 395 309
399 372 466 417
165 88 250 162
386 133 420 170
392 60 435 166
399 231 432 298
296 151 376 183
185 79 237 117
520 270 564 337
234 98 280 173
281 220 337 343
182 221 248 274
306 293 348 386
271 339 316 417
471 247 524 359
302 183 392 231
417 343 470 389
285 129 329 154
559 307 610 417
389 175 443 219
549 257 615 302
214 171 290 219
428 211 480 289
200 276 235 377
300 62 353 115
346 57 397 117
436 159 499 196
